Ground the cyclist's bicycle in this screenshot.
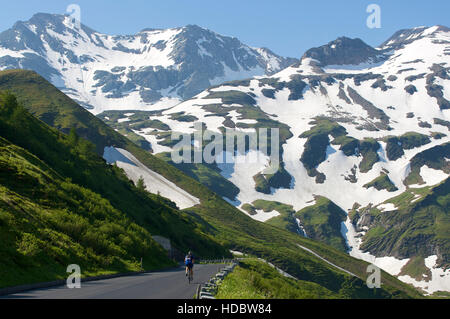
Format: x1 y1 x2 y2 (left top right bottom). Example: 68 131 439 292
187 268 193 284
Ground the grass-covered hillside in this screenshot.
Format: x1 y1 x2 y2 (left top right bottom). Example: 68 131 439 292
0 70 126 155
155 152 241 202
0 91 228 288
403 143 450 186
0 70 423 298
363 173 399 192
243 200 299 234
295 196 348 252
354 179 449 270
216 258 393 299
0 134 172 287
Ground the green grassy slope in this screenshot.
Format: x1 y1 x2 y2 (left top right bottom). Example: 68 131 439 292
357 179 450 270
0 69 135 154
0 136 173 287
403 142 450 186
155 152 240 201
295 196 348 252
0 92 229 287
363 173 398 192
0 70 422 298
215 259 340 299
215 258 412 299
241 200 299 234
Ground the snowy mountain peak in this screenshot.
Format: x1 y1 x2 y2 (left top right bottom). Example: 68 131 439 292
275 25 449 80
0 13 298 114
299 36 386 68
380 25 450 50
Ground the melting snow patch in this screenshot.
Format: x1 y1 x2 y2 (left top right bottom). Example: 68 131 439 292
341 218 450 293
417 166 448 187
324 60 386 73
138 132 173 154
102 146 200 209
377 203 397 212
50 74 66 88
398 255 450 294
223 196 241 206
249 209 280 223
230 250 244 256
410 194 422 203
341 219 409 276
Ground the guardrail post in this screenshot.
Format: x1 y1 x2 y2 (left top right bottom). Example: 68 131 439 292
195 284 201 299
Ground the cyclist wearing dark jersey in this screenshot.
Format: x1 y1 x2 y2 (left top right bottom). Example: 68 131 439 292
185 251 195 277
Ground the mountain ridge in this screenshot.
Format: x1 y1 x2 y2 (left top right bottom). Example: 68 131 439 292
0 13 298 114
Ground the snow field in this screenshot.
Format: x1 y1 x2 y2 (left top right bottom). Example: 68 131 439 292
103 146 200 209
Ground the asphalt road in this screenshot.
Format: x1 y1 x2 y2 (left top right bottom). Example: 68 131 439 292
3 264 225 299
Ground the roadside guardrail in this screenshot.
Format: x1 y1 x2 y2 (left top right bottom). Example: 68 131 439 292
196 259 239 299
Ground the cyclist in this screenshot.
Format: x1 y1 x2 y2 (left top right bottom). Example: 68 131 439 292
184 251 195 278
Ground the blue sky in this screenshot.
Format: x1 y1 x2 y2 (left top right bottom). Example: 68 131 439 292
0 0 448 57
